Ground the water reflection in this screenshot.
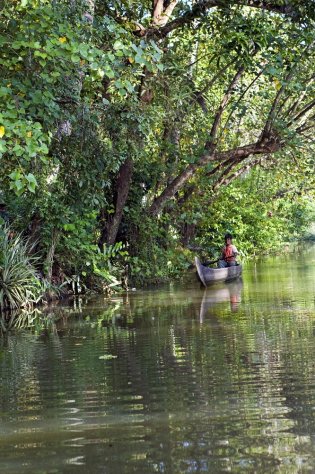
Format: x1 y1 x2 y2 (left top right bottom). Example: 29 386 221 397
199 280 243 322
1 246 315 472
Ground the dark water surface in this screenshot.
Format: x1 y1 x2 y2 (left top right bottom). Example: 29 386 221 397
1 246 315 473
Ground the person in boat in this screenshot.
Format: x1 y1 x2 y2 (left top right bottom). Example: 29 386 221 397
218 233 239 268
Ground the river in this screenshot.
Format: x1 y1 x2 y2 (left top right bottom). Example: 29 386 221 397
1 245 315 473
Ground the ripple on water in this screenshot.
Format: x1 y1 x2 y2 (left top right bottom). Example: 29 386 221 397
2 250 315 472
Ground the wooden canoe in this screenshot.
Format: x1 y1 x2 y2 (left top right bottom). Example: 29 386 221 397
195 256 242 286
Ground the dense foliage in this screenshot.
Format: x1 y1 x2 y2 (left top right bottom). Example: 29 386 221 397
0 0 314 300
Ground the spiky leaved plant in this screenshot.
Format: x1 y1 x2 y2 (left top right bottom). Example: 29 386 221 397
0 227 43 313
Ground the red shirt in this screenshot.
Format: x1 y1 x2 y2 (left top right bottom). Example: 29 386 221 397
222 244 237 262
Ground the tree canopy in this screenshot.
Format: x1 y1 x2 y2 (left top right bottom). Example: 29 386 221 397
0 0 314 286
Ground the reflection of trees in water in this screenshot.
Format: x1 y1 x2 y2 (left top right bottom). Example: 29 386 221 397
108 290 315 467
244 246 315 312
104 295 315 469
0 309 39 333
1 285 315 471
0 299 82 334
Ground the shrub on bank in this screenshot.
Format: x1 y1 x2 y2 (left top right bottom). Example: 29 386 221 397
0 227 44 313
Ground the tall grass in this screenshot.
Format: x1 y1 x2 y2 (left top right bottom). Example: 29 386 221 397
0 227 44 313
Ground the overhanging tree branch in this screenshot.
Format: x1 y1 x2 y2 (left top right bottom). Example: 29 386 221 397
136 0 305 38
220 66 265 136
212 157 260 192
287 99 315 127
205 65 245 151
183 157 263 208
148 137 281 215
284 74 315 118
261 69 296 139
152 0 180 26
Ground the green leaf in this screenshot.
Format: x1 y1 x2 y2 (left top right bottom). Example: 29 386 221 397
63 223 76 231
25 173 37 184
9 170 21 181
27 181 36 193
135 53 144 64
113 40 124 50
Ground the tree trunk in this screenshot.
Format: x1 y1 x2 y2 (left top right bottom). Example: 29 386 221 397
44 229 59 282
99 158 134 248
179 222 196 246
149 163 198 216
26 211 42 253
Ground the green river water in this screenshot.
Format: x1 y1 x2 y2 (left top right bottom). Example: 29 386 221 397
1 245 315 473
